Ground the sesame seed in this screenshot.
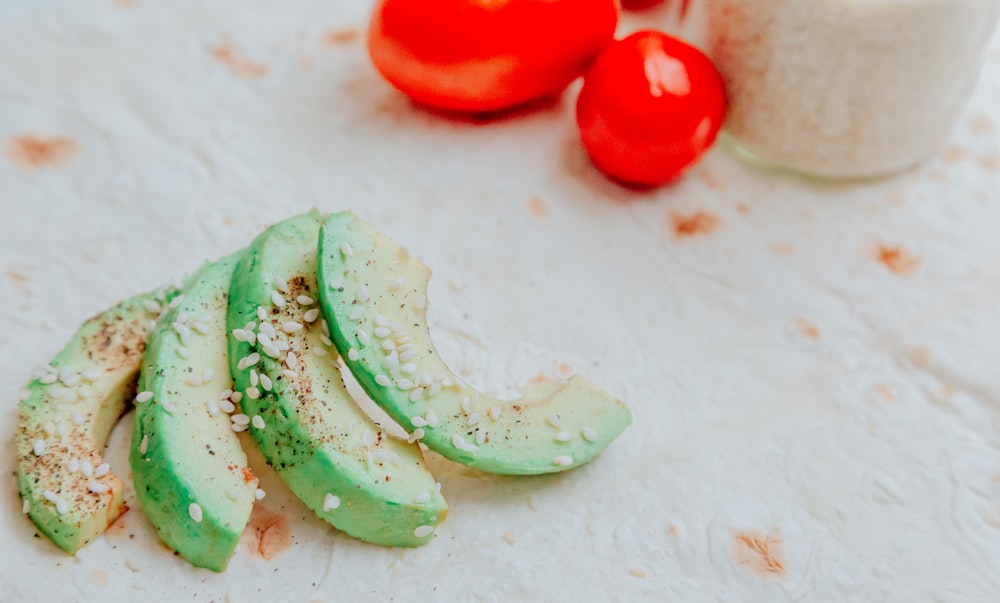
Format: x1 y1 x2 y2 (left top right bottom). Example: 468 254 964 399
320 334 334 347
399 363 416 374
382 351 399 372
237 353 260 370
229 391 243 403
467 412 480 426
225 488 240 501
219 389 233 400
274 340 291 353
285 351 299 370
249 369 259 387
452 433 478 452
173 323 192 345
375 315 390 327
411 416 427 427
409 388 424 402
271 291 287 308
323 493 341 511
349 307 364 321
395 335 413 344
232 328 249 342
191 322 211 335
162 400 177 413
296 294 315 306
260 374 273 391
409 428 425 442
373 449 400 465
82 369 102 382
304 308 320 323
94 463 110 478
330 275 344 289
274 276 289 293
375 374 391 387
184 375 203 387
461 398 473 414
419 372 433 387
43 490 58 504
374 327 391 339
39 374 58 385
282 321 303 333
189 503 203 523
219 399 236 413
348 348 359 361
391 322 404 333
22 499 29 514
555 431 572 442
60 373 81 387
256 489 266 500
312 347 328 357
232 423 248 432
282 369 298 379
55 498 68 515
56 422 71 437
381 339 396 352
71 411 85 425
144 300 162 314
546 413 561 428
428 382 442 397
244 321 257 332
42 422 55 435
177 346 191 359
357 285 369 303
365 452 374 468
397 344 415 353
341 243 353 257
413 525 434 538
553 455 573 466
136 391 154 404
139 435 148 454
246 387 261 399
442 378 454 388
67 458 80 471
262 345 281 359
398 350 417 362
252 415 266 429
415 492 431 504
257 306 267 321
81 461 94 477
582 427 598 442
32 439 45 456
425 410 439 427
88 479 110 494
207 399 220 416
202 369 216 382
475 430 487 445
232 414 250 426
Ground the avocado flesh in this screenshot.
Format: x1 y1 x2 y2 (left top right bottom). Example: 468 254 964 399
16 286 179 553
131 253 257 572
317 212 632 475
227 212 447 547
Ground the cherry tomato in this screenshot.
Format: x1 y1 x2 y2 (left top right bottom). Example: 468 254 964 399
576 30 726 186
368 0 619 114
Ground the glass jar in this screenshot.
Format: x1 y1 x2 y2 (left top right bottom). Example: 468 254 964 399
701 0 1000 179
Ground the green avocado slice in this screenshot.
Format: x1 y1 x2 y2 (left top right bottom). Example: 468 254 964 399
227 211 447 547
16 285 179 553
130 252 257 572
316 211 631 475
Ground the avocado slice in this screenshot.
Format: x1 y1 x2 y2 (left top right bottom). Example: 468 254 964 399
316 212 631 475
227 212 447 546
130 252 258 572
16 285 179 553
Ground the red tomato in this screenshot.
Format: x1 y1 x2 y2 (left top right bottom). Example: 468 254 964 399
576 30 726 186
368 0 619 114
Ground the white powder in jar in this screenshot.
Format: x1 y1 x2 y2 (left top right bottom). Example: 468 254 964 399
703 0 1000 178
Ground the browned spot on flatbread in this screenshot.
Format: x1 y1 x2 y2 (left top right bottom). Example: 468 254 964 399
770 243 794 256
941 145 968 165
245 505 292 560
6 136 78 168
874 383 897 402
669 210 719 238
7 269 31 294
794 318 820 340
556 363 573 377
876 244 921 276
733 528 787 578
211 42 269 77
91 570 108 586
629 568 647 578
937 384 956 400
969 113 994 135
528 373 547 386
666 524 679 537
114 0 135 7
324 28 361 46
105 514 129 538
242 467 257 484
908 346 932 368
528 196 549 220
502 531 516 545
977 153 999 172
736 203 750 214
698 168 723 190
884 190 906 205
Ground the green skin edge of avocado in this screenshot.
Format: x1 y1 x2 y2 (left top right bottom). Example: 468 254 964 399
226 211 446 548
16 286 179 554
316 211 632 476
130 252 255 573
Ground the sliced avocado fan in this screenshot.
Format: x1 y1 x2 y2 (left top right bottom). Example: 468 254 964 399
316 211 631 475
16 285 179 553
130 252 258 572
226 211 447 547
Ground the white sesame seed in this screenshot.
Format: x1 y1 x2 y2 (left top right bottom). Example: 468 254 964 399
82 369 102 382
88 479 109 494
467 412 480 426
39 373 58 385
582 427 598 442
177 345 191 359
304 308 320 323
330 275 344 289
161 400 177 413
232 328 249 342
257 306 268 321
56 422 71 437
61 374 81 388
395 335 413 345
256 489 266 500
271 291 287 308
382 351 399 372
425 410 439 427
348 348 359 361
476 430 487 445
323 493 341 511
94 463 110 478
135 391 154 404
349 307 364 321
43 490 58 504
411 415 427 427
375 315 390 327
419 372 433 387
55 498 68 515
71 411 85 425
207 399 220 416
189 503 203 523
373 449 400 465
297 294 314 306
42 422 55 435
249 369 259 387
409 428 425 442
147 319 158 331
219 389 233 400
490 406 502 421
232 423 248 432
375 374 391 387
553 455 573 466
246 387 260 399
452 434 478 452
381 341 397 354
357 285 369 303
262 344 281 359
374 327 391 339
32 439 45 456
415 492 431 504
282 321 303 333
365 451 374 468
260 374 273 392
312 347 328 357
237 353 260 370
244 320 257 332
341 242 353 257
144 300 162 314
67 458 80 472
22 499 29 514
285 351 299 371
229 391 243 403
356 330 371 347
555 431 572 442
409 388 424 402
428 382 442 397
274 275 289 293
191 321 212 335
202 369 216 383
361 430 375 446
218 399 236 413
320 334 334 347
442 378 454 388
399 363 416 374
173 323 192 346
225 488 240 501
398 350 417 362
546 413 561 428
184 375 203 387
232 414 250 426
139 435 148 454
390 322 403 333
81 461 94 477
413 525 434 538
461 398 473 415
252 415 266 429
283 369 299 379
